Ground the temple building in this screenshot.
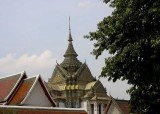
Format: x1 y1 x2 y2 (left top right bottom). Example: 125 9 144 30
47 21 109 114
0 71 56 107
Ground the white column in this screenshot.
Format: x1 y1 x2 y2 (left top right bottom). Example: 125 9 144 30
87 101 90 114
94 102 98 114
101 104 103 114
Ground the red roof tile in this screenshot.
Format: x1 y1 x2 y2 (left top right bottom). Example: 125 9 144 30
8 77 36 105
116 100 129 114
1 72 55 107
105 98 130 114
0 73 24 102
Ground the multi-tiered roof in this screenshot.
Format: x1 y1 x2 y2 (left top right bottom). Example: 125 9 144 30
60 19 82 69
47 19 108 108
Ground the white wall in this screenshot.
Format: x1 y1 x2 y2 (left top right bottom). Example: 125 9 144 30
59 102 65 107
82 101 91 114
24 81 53 107
81 102 84 108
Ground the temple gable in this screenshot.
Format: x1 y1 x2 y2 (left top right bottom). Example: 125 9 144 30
77 64 95 82
94 81 107 93
50 70 66 84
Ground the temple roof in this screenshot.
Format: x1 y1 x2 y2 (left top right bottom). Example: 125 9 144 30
0 72 56 107
63 17 77 58
85 81 97 90
0 71 26 102
7 75 55 106
60 18 82 69
8 76 37 105
116 100 129 114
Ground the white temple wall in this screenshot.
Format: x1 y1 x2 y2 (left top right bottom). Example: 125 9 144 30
81 101 90 114
24 81 53 107
81 102 84 108
59 102 65 108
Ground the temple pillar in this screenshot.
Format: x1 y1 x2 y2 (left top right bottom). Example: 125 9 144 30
94 102 98 114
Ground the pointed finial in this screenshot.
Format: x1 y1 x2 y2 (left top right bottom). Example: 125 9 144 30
69 16 71 31
56 60 59 65
68 16 73 41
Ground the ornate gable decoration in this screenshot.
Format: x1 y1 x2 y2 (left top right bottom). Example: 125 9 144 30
52 71 66 84
77 64 94 82
48 65 67 84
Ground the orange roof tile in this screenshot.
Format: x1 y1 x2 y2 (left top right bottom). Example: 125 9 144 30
0 73 24 102
8 77 36 105
0 72 56 107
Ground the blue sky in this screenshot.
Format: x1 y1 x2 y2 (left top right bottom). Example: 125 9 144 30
0 0 130 99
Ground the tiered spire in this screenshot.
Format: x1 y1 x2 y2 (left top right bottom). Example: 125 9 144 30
63 17 77 57
60 17 82 69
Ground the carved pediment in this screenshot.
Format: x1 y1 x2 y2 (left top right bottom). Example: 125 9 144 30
50 71 66 84
48 65 68 83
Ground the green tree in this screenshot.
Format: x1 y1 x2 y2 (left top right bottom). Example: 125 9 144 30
85 0 160 113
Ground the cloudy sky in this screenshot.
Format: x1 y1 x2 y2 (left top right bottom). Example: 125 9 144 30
0 0 130 99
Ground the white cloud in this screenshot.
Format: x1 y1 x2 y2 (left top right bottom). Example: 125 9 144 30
0 50 59 81
77 0 106 10
77 0 92 9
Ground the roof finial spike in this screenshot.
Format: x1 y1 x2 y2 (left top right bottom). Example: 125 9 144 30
69 16 71 31
68 16 73 41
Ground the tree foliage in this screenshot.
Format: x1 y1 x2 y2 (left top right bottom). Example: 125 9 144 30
85 0 160 113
